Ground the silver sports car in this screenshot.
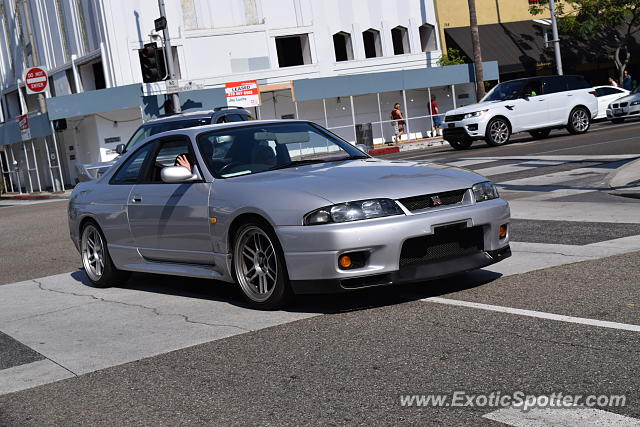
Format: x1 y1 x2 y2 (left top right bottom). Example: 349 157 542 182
68 120 511 309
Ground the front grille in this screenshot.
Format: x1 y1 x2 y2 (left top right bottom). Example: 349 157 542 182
399 225 484 268
612 103 618 108
399 189 467 212
620 102 629 107
445 114 465 122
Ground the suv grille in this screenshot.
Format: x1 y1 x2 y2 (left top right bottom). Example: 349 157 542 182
398 189 467 212
445 114 465 122
399 225 484 267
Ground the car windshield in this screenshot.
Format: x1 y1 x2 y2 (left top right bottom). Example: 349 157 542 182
123 117 211 152
196 122 368 178
482 80 527 102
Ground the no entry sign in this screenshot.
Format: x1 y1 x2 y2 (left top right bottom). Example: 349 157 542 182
24 66 48 94
225 80 260 108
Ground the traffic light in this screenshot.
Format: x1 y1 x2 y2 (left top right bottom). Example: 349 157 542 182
138 43 167 83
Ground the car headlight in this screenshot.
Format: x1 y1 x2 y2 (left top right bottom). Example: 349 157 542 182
631 101 640 106
463 109 488 120
472 181 499 202
304 199 404 225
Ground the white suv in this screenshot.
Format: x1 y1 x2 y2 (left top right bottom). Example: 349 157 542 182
443 75 598 150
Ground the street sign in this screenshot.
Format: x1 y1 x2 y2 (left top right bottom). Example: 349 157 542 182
24 66 48 94
225 80 261 108
166 79 180 94
17 115 31 141
154 16 167 32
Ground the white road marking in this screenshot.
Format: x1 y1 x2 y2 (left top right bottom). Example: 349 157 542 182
473 164 537 177
443 159 497 167
483 406 640 426
508 201 640 223
0 360 74 395
500 167 612 186
512 189 596 201
423 297 640 332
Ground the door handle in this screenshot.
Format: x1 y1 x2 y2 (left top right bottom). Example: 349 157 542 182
131 195 142 203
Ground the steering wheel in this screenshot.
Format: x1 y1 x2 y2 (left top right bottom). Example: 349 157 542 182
218 162 244 175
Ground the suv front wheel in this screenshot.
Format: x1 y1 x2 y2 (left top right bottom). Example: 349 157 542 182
485 118 511 146
567 107 590 134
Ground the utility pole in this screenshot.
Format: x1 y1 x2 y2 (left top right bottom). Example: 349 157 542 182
157 0 181 113
21 0 47 113
549 0 563 75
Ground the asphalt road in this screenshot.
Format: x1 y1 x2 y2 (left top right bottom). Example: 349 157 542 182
1 120 639 425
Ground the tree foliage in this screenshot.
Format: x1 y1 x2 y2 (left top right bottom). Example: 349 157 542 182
438 48 467 66
530 0 640 82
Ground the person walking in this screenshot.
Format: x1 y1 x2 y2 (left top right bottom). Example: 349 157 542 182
390 103 405 143
429 95 441 136
623 70 633 91
608 76 618 87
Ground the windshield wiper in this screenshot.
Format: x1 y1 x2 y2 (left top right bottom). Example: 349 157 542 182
265 159 327 171
323 155 369 162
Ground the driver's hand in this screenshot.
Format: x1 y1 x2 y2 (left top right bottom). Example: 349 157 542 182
176 155 191 170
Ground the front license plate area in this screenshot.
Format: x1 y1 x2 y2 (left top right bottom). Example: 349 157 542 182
448 123 456 128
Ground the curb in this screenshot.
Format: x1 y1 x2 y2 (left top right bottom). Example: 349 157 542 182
4 193 51 200
369 146 400 156
368 138 446 156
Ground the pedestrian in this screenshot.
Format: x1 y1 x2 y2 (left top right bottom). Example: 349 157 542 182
429 95 441 136
623 70 633 91
389 103 405 143
608 76 618 87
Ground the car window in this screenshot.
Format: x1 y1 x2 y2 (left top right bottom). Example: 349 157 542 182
124 118 210 152
145 138 196 183
196 122 365 178
111 143 153 184
595 87 619 97
226 113 246 122
482 80 527 101
543 78 567 94
522 80 542 97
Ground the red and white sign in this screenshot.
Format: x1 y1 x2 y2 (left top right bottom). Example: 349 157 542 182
17 114 31 141
225 80 260 108
24 66 48 94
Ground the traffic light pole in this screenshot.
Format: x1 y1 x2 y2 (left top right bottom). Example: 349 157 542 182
549 0 563 75
158 0 181 113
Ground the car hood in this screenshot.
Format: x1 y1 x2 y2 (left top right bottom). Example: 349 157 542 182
445 100 506 116
227 159 487 204
608 92 640 105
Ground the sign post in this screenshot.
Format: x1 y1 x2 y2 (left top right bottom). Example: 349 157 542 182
225 80 261 108
24 66 48 95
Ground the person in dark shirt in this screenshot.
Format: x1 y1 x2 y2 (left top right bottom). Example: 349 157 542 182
390 103 405 143
623 70 633 91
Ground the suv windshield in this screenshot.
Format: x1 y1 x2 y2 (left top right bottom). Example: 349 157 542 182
482 80 527 102
124 117 211 152
196 122 367 178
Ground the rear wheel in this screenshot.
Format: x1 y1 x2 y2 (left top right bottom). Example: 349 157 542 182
80 222 130 288
232 221 291 310
611 118 625 124
485 118 511 146
529 129 551 139
566 107 590 134
448 140 473 150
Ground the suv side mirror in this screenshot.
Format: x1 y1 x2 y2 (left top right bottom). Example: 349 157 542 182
161 166 196 183
115 144 125 154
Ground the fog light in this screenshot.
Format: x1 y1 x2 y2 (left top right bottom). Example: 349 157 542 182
339 255 352 269
467 124 478 131
499 224 508 239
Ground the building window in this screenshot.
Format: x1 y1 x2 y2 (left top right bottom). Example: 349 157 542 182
391 26 409 55
333 32 353 62
275 34 311 67
362 28 381 58
419 23 437 52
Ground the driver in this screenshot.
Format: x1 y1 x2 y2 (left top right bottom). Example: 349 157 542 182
175 153 195 171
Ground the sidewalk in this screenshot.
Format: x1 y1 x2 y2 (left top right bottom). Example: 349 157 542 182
368 135 446 156
607 157 640 199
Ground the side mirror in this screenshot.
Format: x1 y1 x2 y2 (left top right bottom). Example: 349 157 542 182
161 166 196 183
115 144 126 154
356 144 370 153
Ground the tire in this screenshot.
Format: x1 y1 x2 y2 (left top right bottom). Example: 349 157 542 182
80 221 130 288
611 118 625 124
566 107 591 134
485 118 511 146
529 129 551 139
232 220 291 310
448 140 473 150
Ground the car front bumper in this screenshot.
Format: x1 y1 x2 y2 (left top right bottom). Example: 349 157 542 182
607 104 640 119
277 198 511 294
442 116 491 142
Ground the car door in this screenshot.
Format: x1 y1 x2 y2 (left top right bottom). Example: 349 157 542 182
541 77 568 127
596 87 627 118
509 79 548 132
127 135 214 265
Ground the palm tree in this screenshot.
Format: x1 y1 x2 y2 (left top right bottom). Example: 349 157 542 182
468 0 485 100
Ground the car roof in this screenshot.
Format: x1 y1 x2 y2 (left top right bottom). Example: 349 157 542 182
499 75 586 84
143 108 249 125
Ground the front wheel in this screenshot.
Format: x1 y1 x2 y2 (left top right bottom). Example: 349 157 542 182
529 129 551 139
485 118 511 146
232 221 291 310
567 107 591 134
448 140 473 150
80 222 130 288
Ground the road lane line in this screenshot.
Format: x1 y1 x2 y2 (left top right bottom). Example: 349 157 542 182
422 297 640 332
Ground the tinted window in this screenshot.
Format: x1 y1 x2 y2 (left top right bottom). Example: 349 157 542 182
596 87 624 97
522 80 542 97
111 143 153 184
216 113 246 123
566 76 591 90
543 77 567 94
124 118 210 152
482 80 527 101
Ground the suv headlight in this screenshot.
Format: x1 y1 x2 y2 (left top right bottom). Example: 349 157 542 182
304 199 404 225
463 109 488 119
472 181 499 202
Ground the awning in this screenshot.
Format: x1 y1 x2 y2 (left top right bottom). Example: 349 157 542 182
445 20 553 75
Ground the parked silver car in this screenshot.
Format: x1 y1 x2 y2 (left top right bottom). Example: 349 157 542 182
68 120 511 309
606 87 640 123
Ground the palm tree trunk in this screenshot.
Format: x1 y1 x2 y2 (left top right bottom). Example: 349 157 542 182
468 0 485 100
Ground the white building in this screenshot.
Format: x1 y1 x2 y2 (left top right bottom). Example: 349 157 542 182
0 0 496 192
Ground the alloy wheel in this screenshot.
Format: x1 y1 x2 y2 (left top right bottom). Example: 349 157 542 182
81 224 105 282
234 226 278 302
490 120 510 145
572 109 589 132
